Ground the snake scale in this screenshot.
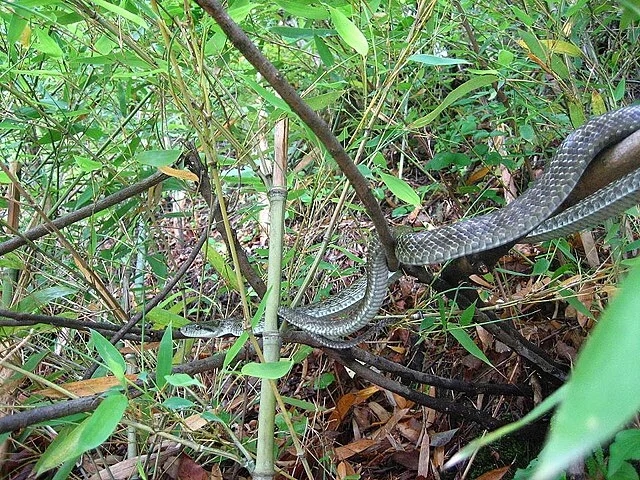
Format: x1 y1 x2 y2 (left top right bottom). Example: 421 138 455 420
181 105 640 348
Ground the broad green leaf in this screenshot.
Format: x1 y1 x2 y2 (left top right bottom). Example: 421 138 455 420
0 252 24 269
275 0 329 19
608 430 640 478
164 373 203 387
8 14 28 46
146 308 189 329
282 395 322 411
315 36 334 67
33 28 63 58
533 263 640 480
379 172 420 207
74 156 102 172
410 75 498 128
271 27 335 39
205 241 241 291
162 397 195 410
92 0 149 29
241 360 294 379
305 90 345 110
90 330 126 382
539 39 582 56
497 49 515 66
35 393 127 475
408 54 471 66
329 7 368 56
156 326 173 390
15 286 77 313
135 149 182 167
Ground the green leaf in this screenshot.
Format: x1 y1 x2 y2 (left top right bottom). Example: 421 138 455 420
274 0 329 19
241 360 294 379
90 330 126 382
608 430 640 478
224 288 270 368
448 327 493 368
146 307 189 329
0 252 24 269
282 395 322 411
532 263 640 480
558 288 595 320
15 286 77 313
35 393 127 475
162 397 195 410
305 90 345 110
205 241 241 291
271 26 334 39
92 0 149 29
164 373 203 387
74 156 102 172
135 149 182 167
7 14 28 46
156 325 173 390
33 28 63 58
329 7 368 56
408 54 471 66
244 77 291 112
379 172 420 207
410 75 498 128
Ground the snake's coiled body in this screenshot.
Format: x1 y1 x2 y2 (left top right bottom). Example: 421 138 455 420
182 106 640 347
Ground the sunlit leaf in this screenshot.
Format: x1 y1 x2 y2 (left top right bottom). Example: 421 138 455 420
35 393 127 474
533 263 640 480
379 172 420 207
241 360 294 379
329 7 368 56
90 330 126 382
410 75 498 128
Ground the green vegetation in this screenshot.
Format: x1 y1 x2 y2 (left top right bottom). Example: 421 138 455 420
0 0 639 478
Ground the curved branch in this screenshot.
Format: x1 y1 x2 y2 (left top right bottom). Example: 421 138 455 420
0 171 168 256
191 0 397 268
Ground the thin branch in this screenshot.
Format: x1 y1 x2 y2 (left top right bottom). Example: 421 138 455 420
183 148 267 297
0 171 168 256
325 349 506 429
191 0 397 269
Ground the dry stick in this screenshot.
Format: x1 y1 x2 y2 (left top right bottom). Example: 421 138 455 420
0 349 229 435
0 327 527 435
191 0 397 269
183 148 267 297
350 347 533 397
325 349 505 430
81 223 211 379
0 171 168 256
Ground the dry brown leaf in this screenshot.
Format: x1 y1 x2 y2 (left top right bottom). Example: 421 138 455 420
336 460 357 479
371 408 410 441
334 438 376 460
329 385 380 429
475 464 511 480
37 374 139 398
159 166 198 182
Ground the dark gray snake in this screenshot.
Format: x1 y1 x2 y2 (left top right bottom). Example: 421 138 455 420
181 106 640 347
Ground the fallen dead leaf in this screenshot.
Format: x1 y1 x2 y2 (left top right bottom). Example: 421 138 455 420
37 374 139 398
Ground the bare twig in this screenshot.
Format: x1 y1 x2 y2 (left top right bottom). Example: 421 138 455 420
191 0 397 269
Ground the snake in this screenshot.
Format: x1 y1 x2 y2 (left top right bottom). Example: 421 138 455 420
181 105 640 348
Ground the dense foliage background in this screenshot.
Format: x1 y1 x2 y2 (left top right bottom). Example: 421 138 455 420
1 0 639 478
